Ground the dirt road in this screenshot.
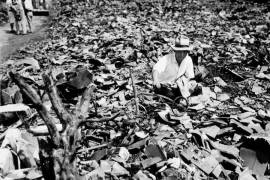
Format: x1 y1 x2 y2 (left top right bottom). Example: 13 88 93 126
0 16 48 62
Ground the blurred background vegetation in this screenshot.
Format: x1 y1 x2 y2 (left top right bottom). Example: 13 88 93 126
0 0 8 25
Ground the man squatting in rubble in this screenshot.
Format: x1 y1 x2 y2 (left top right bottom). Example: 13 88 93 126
152 36 199 99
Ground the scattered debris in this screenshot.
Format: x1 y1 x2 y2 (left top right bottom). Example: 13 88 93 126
1 0 270 179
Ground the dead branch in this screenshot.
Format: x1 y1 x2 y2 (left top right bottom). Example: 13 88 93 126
9 72 61 147
42 73 73 128
78 112 120 127
138 92 174 102
129 69 139 115
76 143 109 154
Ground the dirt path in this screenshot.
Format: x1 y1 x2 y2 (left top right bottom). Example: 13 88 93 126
0 16 49 62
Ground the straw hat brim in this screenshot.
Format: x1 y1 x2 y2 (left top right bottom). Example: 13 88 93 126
171 46 192 51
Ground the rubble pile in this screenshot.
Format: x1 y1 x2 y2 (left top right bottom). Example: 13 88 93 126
0 0 270 179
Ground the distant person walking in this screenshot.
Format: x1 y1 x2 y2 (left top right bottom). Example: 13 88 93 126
6 0 15 33
22 0 33 33
10 0 24 34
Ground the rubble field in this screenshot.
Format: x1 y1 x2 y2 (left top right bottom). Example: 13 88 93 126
0 0 270 179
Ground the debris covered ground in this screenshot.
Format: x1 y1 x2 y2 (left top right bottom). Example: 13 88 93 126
0 0 270 179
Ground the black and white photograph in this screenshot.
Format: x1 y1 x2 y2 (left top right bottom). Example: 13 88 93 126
0 0 269 179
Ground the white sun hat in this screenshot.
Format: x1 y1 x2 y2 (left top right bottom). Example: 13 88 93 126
171 35 192 51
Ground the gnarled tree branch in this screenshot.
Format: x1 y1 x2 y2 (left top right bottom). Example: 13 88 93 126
10 70 95 180
9 72 61 147
42 73 73 129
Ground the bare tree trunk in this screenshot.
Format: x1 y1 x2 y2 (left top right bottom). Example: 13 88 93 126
9 71 94 180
